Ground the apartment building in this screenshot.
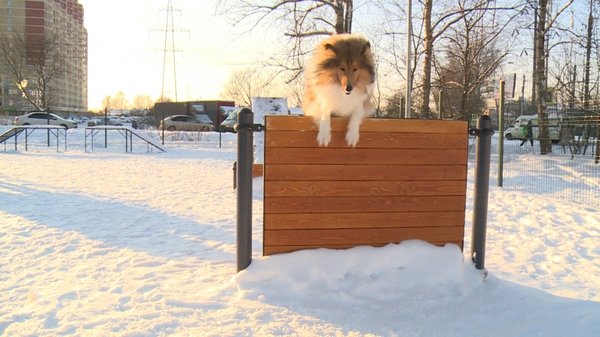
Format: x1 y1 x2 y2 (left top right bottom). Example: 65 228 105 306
0 0 87 114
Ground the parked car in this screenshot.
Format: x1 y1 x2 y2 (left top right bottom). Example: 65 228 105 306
217 108 241 133
87 118 121 127
14 112 77 129
87 118 102 127
160 114 213 131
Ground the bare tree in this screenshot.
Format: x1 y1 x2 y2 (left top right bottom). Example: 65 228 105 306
219 0 354 81
418 0 522 118
0 31 64 112
583 0 594 110
132 95 154 111
221 66 277 107
376 0 521 118
533 0 574 155
435 0 515 121
102 95 112 110
111 92 129 111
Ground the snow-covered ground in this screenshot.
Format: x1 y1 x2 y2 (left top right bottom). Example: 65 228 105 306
0 126 598 337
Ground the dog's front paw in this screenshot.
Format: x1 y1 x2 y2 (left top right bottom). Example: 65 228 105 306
345 129 360 147
317 129 332 146
316 120 332 146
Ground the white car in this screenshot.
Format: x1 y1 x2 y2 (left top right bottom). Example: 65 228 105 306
14 112 78 129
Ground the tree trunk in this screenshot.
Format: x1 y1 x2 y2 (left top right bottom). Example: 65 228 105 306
420 0 433 118
535 0 552 154
334 1 348 34
344 0 353 33
531 7 537 105
461 24 471 121
584 0 593 110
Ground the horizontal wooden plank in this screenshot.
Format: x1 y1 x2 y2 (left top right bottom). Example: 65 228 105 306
264 211 465 230
266 130 468 149
265 115 468 134
264 226 464 246
265 148 468 165
265 180 466 197
264 196 466 214
264 164 467 181
264 240 464 255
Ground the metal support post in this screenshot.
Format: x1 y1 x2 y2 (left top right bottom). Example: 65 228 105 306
498 80 505 187
471 115 493 270
438 90 444 119
104 108 108 148
236 108 255 272
232 161 237 190
595 123 600 164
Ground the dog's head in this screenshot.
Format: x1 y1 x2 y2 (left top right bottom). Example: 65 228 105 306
317 34 375 95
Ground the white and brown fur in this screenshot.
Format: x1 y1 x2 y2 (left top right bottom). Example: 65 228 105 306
302 34 376 147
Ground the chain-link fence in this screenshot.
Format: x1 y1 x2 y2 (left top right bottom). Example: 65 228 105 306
489 114 600 209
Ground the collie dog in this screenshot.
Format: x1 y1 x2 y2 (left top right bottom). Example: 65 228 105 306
302 34 376 147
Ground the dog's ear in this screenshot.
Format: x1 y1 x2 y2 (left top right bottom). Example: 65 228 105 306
361 41 371 55
324 43 338 54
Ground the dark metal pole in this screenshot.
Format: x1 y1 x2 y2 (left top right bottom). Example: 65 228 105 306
236 108 254 272
400 97 405 118
471 115 493 270
498 81 505 187
232 161 237 190
594 122 600 164
47 111 50 147
438 90 444 119
104 107 108 148
161 111 165 145
218 108 222 149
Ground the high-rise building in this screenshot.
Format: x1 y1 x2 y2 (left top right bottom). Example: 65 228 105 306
0 0 87 114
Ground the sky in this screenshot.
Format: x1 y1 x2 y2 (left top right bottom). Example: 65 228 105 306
78 0 274 111
75 0 597 112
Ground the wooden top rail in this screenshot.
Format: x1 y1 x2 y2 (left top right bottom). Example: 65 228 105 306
263 115 469 255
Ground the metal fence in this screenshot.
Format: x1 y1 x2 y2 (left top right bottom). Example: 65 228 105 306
481 114 600 210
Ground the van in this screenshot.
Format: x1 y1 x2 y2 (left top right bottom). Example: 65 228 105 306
504 114 561 142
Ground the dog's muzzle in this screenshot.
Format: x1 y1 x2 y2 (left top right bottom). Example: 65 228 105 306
345 85 353 95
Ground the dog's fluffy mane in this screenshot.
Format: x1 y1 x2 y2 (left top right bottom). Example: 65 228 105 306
305 34 375 89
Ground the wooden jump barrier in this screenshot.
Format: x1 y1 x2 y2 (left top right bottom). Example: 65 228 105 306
262 115 469 256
